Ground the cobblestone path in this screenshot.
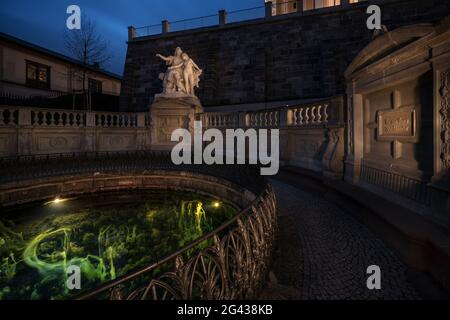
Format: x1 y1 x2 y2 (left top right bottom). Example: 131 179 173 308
261 179 420 300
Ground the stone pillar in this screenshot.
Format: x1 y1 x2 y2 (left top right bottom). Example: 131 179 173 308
280 108 289 126
219 10 227 26
149 95 203 151
331 96 345 124
430 45 450 219
86 112 95 127
162 20 170 34
136 113 147 150
137 113 146 128
344 81 364 184
84 112 96 152
18 108 31 126
17 109 32 156
265 1 273 18
351 93 364 183
127 26 136 41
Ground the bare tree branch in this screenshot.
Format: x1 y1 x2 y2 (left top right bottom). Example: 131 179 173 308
64 14 112 96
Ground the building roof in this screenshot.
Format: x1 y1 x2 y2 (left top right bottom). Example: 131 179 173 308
0 32 122 80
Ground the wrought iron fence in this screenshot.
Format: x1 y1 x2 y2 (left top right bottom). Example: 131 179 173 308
135 24 161 37
79 183 277 300
0 151 266 194
170 14 220 33
360 163 431 206
227 6 266 24
0 151 276 300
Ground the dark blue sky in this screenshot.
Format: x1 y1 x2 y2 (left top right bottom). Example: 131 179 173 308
0 0 262 75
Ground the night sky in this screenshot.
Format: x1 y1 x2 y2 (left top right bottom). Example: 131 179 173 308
0 0 262 75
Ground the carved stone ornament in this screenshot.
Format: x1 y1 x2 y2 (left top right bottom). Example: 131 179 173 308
439 69 450 171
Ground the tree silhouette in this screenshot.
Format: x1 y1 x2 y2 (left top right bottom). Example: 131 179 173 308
64 16 111 109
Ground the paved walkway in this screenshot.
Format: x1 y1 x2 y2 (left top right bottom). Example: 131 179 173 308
260 178 420 300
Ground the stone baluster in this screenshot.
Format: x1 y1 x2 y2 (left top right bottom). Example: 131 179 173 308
311 106 316 124
317 105 322 124
288 109 294 125
323 104 329 123
307 107 312 125
244 113 250 127
299 108 304 125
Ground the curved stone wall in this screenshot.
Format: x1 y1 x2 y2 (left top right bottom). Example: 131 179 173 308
0 170 257 209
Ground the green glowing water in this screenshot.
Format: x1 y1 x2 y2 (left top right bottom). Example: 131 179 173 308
0 190 238 300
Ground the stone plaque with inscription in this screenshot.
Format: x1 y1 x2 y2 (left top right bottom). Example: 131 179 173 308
377 107 416 142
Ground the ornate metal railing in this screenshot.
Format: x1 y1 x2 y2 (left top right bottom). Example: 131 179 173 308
0 150 276 300
78 183 277 300
360 162 431 206
0 151 266 194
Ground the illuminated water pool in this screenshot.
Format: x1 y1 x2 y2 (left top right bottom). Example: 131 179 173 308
0 190 239 300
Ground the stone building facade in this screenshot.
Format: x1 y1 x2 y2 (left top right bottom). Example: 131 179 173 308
120 0 450 112
0 32 122 98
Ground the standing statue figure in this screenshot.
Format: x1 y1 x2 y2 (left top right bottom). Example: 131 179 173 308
156 47 202 96
181 53 202 95
156 47 185 94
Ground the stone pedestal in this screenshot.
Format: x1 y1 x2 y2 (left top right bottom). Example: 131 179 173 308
149 93 203 151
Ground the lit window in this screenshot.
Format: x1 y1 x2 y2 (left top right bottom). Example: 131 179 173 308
304 0 343 11
26 61 50 89
27 64 36 80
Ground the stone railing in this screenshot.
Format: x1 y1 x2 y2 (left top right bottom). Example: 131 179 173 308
30 109 87 127
247 109 280 128
0 96 345 177
0 107 19 126
201 96 345 176
287 102 330 126
0 106 149 157
94 112 139 128
202 96 344 130
203 111 240 128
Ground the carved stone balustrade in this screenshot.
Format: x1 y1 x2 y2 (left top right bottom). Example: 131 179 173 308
0 107 149 156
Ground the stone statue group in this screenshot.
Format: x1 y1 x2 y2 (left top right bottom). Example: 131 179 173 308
156 47 202 96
